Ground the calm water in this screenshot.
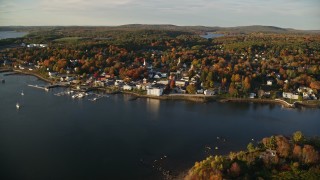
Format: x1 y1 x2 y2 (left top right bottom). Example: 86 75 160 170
0 31 28 40
1 73 320 180
200 33 224 39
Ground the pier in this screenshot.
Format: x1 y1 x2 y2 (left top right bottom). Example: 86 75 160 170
28 84 48 90
27 82 68 91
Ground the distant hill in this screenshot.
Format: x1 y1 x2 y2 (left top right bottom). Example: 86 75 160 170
117 24 320 34
1 24 319 34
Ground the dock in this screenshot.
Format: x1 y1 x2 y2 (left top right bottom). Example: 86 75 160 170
28 82 68 91
88 94 108 101
28 84 48 90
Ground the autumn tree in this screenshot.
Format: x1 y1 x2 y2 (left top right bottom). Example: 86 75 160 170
302 145 319 164
186 84 196 94
310 81 320 90
228 83 238 97
170 80 175 89
242 76 251 92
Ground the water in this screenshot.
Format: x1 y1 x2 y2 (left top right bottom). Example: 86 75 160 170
1 73 319 180
0 31 28 40
200 33 224 39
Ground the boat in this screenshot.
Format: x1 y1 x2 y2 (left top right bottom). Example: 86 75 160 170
72 94 78 98
77 93 84 98
16 103 20 109
45 87 49 92
21 90 24 96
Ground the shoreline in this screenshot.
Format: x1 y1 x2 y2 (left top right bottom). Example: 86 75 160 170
12 69 54 84
2 69 319 109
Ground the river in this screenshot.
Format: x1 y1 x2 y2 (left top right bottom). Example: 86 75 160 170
0 31 28 40
0 73 319 180
199 33 224 39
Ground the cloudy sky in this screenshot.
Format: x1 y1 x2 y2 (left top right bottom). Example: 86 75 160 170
0 0 319 30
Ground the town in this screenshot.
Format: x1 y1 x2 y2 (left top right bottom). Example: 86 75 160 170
1 26 320 107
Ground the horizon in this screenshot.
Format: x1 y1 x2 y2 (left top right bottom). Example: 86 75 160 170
0 24 319 31
0 0 319 30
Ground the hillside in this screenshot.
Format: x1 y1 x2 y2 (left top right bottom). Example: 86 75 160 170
185 132 320 180
1 24 319 34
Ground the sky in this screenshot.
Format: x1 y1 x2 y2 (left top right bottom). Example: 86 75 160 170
0 0 319 30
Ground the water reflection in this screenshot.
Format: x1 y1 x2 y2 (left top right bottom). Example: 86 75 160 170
146 98 160 119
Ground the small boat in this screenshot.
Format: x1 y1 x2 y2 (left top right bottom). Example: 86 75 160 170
16 103 20 109
21 90 24 96
77 93 84 98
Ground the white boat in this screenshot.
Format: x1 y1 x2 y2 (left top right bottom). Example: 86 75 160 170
77 93 84 98
72 94 78 98
16 103 20 109
21 90 24 96
45 87 49 92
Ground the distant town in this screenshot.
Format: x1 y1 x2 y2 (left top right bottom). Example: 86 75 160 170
1 25 320 107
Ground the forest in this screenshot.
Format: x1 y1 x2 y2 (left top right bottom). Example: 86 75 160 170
1 25 320 99
185 131 320 180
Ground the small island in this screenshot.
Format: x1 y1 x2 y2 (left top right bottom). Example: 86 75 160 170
185 131 320 180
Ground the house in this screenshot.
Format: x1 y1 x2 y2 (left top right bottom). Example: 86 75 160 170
249 93 256 99
161 73 167 78
260 149 277 159
204 90 215 96
267 80 273 86
153 74 161 79
175 80 186 87
298 87 313 94
282 92 299 100
143 78 147 84
147 88 163 96
114 80 124 86
94 81 105 87
197 89 204 94
157 80 169 85
123 85 133 91
302 92 310 100
48 72 58 77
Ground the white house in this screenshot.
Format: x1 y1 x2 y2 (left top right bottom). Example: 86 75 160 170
161 73 167 78
197 89 204 94
298 87 313 94
249 93 256 99
114 80 124 86
282 92 299 100
123 85 133 91
147 88 163 96
267 80 273 86
204 90 215 96
175 80 186 87
157 80 169 85
48 72 58 77
153 74 161 79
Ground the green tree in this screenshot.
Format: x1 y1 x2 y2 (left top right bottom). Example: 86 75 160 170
293 131 304 144
247 142 255 152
